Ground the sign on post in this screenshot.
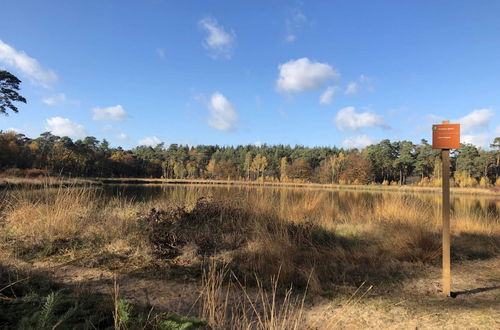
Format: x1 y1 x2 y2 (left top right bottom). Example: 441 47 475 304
432 121 460 297
432 124 460 149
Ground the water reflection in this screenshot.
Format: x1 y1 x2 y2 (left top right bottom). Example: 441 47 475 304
101 184 499 221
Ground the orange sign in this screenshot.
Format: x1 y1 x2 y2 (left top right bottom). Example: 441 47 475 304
432 124 460 149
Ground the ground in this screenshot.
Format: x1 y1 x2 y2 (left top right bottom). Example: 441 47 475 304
2 253 498 329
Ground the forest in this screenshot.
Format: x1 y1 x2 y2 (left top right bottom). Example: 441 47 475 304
1 130 499 187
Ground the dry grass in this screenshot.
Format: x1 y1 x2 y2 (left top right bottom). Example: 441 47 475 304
2 184 498 285
199 261 307 330
1 185 148 264
5 186 96 244
0 176 96 189
133 187 497 293
0 183 498 327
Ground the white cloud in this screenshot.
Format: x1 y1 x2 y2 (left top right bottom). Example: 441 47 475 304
335 106 389 131
6 128 21 134
319 86 338 105
116 133 128 141
45 117 86 138
285 9 307 43
42 93 79 106
199 17 236 59
156 48 166 59
458 108 494 133
276 58 339 92
462 133 490 149
496 125 500 135
138 136 161 146
345 82 358 95
342 135 375 149
345 75 373 95
254 141 263 147
92 105 127 121
0 39 57 87
208 92 238 131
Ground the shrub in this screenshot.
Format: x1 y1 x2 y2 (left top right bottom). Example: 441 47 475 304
140 197 250 258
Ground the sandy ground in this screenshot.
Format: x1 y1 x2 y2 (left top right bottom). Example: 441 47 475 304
2 255 499 329
306 258 500 329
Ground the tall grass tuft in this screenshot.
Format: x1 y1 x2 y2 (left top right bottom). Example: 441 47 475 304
3 183 148 262
5 185 97 246
199 261 307 329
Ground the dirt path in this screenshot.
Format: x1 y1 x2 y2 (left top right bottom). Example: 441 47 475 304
3 255 499 329
2 256 202 316
306 258 500 329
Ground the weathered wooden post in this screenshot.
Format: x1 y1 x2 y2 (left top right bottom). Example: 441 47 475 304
441 147 451 296
432 120 460 297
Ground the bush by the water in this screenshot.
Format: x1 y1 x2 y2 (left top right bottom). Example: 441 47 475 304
140 197 252 258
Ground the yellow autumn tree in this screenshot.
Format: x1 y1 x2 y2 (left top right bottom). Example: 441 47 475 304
206 159 217 179
251 154 267 181
280 157 288 181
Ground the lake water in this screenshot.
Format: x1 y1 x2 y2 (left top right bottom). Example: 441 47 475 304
101 184 500 222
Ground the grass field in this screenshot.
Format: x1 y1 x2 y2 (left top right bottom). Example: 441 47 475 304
0 183 499 328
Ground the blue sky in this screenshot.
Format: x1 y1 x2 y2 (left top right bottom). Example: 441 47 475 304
0 0 499 149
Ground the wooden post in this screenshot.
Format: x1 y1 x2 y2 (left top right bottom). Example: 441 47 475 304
441 148 451 296
433 119 458 297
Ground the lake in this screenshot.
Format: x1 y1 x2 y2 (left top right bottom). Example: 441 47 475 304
101 184 500 223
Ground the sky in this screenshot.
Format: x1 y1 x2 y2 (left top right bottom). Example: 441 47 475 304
0 0 499 150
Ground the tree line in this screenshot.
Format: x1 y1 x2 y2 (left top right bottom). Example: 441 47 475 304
1 131 499 187
1 70 499 187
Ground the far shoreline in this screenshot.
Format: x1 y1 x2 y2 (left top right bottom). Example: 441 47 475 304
2 176 498 197
100 177 500 196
